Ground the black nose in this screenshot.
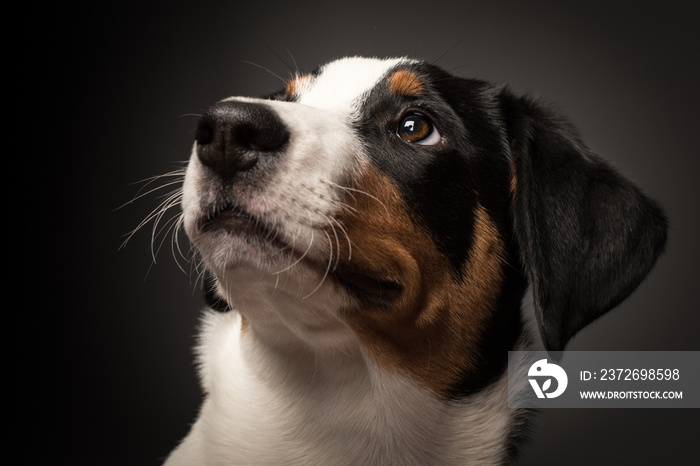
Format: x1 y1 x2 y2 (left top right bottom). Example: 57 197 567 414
195 101 289 179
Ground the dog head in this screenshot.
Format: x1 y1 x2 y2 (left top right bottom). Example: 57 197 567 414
181 57 666 397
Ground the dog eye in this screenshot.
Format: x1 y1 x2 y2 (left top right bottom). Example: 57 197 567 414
396 113 442 145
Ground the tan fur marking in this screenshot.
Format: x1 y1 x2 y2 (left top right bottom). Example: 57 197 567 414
388 70 425 97
337 165 507 397
285 74 313 96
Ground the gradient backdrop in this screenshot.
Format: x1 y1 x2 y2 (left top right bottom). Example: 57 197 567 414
28 0 698 464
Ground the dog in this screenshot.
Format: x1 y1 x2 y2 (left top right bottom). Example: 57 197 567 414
163 56 667 465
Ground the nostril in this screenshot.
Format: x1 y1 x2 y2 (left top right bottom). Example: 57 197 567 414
236 126 262 151
237 122 288 152
195 118 215 145
195 101 289 179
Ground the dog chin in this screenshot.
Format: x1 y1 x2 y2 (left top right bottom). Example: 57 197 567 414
197 237 301 277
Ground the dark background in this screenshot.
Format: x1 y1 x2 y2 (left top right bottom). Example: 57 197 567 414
26 0 698 464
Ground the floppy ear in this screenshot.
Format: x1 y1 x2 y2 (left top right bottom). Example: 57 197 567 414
499 89 668 352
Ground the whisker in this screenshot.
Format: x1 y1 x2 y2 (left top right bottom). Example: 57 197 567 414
303 229 334 299
494 252 523 274
329 196 360 217
431 38 465 65
284 46 300 75
190 252 207 291
151 211 184 266
441 319 469 346
330 217 353 261
256 38 295 74
123 178 184 209
162 215 188 275
117 169 186 209
239 60 287 85
120 188 182 251
320 179 391 219
323 214 341 272
151 190 182 256
274 229 315 274
119 164 194 279
447 64 473 75
173 217 189 260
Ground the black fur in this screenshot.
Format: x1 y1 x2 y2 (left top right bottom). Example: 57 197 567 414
191 58 668 465
206 59 668 394
354 64 527 397
500 90 668 351
354 61 667 389
356 63 486 276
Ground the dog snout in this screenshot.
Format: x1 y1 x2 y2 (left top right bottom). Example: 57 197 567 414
195 101 289 180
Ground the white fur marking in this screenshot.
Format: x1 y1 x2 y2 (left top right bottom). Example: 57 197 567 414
169 57 527 466
298 57 409 116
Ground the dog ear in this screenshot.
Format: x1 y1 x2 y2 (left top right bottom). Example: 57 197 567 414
499 89 668 352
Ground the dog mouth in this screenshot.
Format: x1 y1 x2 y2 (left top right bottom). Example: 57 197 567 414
196 204 403 301
334 266 403 302
198 203 280 243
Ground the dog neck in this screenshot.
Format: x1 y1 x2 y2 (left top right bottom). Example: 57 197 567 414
178 298 520 465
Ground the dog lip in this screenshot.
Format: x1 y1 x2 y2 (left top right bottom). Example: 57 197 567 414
197 206 403 301
198 204 276 241
334 266 403 302
196 204 309 263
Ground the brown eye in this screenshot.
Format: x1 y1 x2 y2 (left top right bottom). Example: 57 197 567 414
396 113 441 145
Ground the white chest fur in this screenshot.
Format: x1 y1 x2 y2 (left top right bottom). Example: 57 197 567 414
164 311 516 466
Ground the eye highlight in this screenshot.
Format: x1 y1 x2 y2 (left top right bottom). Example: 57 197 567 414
396 113 442 146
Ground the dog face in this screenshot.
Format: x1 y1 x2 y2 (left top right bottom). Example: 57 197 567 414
182 56 667 399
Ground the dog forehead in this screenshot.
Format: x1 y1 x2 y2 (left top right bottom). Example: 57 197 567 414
297 56 413 114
